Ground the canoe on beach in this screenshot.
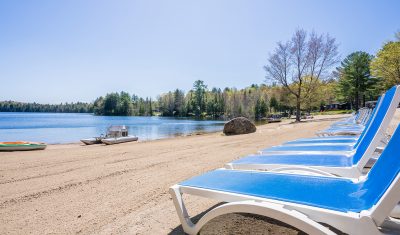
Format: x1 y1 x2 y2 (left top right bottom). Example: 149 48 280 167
0 142 47 151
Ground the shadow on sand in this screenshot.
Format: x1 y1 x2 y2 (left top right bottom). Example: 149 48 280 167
168 203 308 235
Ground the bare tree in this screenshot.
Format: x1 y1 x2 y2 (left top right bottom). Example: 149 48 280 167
264 29 339 121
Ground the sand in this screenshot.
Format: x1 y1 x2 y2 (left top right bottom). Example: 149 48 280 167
1 111 399 235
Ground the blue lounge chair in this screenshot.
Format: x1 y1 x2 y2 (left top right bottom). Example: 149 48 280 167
330 108 370 127
171 125 400 234
259 86 399 155
284 96 383 146
316 107 373 136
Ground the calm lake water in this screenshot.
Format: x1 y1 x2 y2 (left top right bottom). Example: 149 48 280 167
0 112 226 144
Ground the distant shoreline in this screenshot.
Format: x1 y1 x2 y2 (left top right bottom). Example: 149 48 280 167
0 111 226 121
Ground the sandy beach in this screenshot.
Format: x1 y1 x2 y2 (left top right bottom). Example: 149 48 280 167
1 111 399 235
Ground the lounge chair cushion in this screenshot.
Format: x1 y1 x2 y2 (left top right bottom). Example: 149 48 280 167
284 138 357 145
260 144 355 153
180 169 375 213
232 153 353 167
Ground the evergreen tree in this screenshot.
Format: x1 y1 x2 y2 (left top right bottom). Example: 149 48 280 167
192 80 207 118
120 92 133 115
103 93 120 115
254 98 268 120
336 51 375 110
148 98 153 116
173 89 185 116
269 96 279 113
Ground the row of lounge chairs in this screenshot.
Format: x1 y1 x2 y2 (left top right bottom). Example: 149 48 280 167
170 85 400 234
317 106 374 136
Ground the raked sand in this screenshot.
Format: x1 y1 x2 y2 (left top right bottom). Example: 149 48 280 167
1 110 399 235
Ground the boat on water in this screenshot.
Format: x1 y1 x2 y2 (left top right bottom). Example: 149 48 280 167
0 141 47 151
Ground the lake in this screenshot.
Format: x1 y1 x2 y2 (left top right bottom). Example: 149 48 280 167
0 112 226 144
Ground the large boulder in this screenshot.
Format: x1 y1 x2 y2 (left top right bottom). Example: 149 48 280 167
223 117 256 135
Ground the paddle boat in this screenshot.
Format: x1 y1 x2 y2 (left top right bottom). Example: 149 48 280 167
100 125 138 145
80 135 104 145
0 141 47 151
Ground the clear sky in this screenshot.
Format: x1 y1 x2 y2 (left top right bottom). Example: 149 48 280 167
0 0 399 104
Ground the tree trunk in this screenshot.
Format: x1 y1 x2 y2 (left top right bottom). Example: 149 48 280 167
296 96 301 122
296 81 302 122
355 90 359 111
355 77 359 111
362 94 366 108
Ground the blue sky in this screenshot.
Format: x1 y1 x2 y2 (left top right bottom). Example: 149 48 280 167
0 0 399 104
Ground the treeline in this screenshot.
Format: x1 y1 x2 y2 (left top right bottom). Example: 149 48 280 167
93 91 153 116
157 79 336 119
0 101 93 113
157 81 290 120
92 80 335 120
0 79 337 120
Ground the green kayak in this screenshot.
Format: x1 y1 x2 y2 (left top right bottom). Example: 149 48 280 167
0 142 47 151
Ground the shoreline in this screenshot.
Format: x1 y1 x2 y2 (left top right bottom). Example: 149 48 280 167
48 130 222 146
2 112 398 234
46 114 349 146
